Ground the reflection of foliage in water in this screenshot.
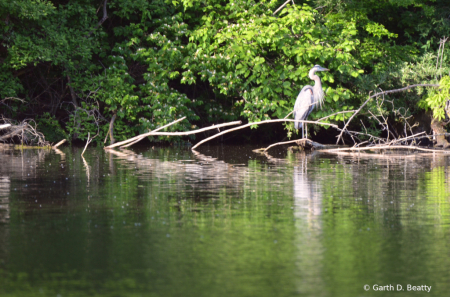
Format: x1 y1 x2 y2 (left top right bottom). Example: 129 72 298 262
419 165 450 224
0 147 300 296
1 148 450 296
315 154 450 296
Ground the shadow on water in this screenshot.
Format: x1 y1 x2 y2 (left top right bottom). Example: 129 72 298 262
0 145 450 296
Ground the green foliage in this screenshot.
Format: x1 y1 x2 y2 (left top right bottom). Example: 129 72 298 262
0 0 56 20
36 112 68 143
184 1 376 136
66 103 105 142
312 0 450 45
1 0 449 143
0 65 23 103
353 50 450 133
419 76 450 120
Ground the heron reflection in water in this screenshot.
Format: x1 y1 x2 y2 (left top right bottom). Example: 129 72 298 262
263 150 322 226
265 150 324 294
292 152 322 228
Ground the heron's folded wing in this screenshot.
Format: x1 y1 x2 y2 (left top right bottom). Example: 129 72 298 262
294 87 314 121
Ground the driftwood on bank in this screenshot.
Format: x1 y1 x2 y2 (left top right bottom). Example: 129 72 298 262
0 123 27 142
0 121 49 147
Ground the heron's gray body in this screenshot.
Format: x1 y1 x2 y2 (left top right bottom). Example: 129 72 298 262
293 65 328 138
293 86 314 130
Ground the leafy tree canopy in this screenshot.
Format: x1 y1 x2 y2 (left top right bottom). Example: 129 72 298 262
0 0 449 143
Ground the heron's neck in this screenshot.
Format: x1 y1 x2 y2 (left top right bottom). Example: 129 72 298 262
311 74 324 109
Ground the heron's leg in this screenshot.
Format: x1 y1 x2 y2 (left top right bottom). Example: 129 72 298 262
305 123 308 139
302 125 304 139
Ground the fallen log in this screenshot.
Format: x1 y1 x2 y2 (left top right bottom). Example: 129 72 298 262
318 145 450 154
253 139 337 153
0 124 27 142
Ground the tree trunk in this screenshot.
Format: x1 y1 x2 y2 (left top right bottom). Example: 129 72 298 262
67 74 80 140
430 118 450 148
108 113 117 144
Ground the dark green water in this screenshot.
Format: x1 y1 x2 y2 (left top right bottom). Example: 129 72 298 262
0 145 449 297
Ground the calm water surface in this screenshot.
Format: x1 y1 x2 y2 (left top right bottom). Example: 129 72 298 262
0 145 449 297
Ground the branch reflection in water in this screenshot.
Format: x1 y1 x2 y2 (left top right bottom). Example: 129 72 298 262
0 146 53 225
105 148 250 196
1 145 450 296
0 146 57 267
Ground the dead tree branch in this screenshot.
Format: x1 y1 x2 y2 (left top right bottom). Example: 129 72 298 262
319 145 450 154
336 84 440 145
255 138 330 152
85 0 108 38
120 116 187 148
317 110 356 122
273 0 292 15
0 119 49 146
81 132 92 156
191 119 337 150
105 118 241 149
106 112 117 144
105 117 187 149
52 139 66 148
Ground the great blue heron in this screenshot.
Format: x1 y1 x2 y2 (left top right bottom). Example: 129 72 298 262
293 65 329 139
